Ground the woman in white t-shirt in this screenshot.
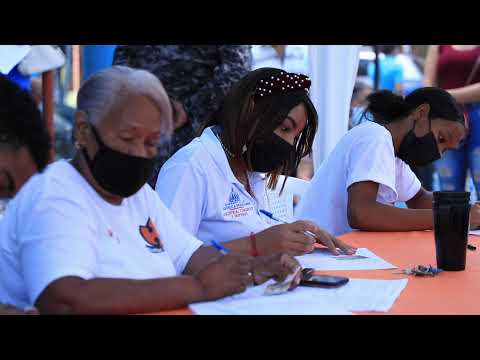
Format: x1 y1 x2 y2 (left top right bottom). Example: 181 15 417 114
0 66 302 314
297 87 480 236
156 68 355 257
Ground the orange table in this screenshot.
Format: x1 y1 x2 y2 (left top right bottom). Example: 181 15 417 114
148 231 480 315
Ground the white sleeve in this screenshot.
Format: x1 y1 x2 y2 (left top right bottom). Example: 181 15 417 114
155 161 206 237
17 194 97 305
149 191 203 275
346 135 397 195
395 160 422 202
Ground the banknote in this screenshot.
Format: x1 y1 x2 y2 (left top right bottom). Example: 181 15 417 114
264 266 301 296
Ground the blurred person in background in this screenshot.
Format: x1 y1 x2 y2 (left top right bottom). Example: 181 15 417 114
113 45 252 187
367 45 433 190
395 47 424 96
368 45 404 95
424 45 480 195
349 80 373 129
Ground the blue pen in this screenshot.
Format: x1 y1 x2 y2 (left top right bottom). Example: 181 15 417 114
259 209 317 239
211 239 230 255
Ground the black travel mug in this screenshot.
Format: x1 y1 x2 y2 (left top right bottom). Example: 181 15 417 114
433 191 471 271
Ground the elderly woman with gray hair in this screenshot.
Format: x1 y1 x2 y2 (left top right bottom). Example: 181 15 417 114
0 66 301 314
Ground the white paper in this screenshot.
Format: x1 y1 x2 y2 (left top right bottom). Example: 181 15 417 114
296 247 397 271
190 281 352 315
318 278 408 312
0 45 31 74
469 229 480 236
190 278 408 315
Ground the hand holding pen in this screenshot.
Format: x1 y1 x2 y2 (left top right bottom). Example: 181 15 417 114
259 210 356 256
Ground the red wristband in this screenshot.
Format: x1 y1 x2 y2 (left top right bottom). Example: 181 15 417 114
250 232 259 257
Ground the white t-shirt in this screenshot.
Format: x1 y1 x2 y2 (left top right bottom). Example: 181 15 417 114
296 121 421 236
0 160 203 309
156 127 281 245
251 45 309 76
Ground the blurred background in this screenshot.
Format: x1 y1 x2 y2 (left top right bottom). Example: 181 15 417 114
3 44 477 215
47 45 429 159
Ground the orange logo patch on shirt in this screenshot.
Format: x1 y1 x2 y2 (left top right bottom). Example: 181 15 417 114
139 218 164 253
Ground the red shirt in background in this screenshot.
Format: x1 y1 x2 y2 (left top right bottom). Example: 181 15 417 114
437 45 480 90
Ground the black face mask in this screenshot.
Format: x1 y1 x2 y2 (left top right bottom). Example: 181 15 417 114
397 117 440 167
82 125 156 198
247 133 296 172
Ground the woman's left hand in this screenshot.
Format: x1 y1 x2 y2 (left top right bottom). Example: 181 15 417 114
251 253 302 289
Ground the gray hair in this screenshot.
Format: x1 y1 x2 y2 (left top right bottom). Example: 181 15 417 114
76 65 172 135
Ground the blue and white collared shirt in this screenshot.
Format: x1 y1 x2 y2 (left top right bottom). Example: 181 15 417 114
155 126 276 245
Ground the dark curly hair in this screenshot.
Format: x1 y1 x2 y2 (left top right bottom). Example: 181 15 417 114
0 75 51 171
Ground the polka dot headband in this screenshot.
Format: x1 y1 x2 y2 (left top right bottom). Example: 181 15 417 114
253 71 311 101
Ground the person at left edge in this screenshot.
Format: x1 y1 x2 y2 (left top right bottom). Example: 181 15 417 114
0 76 51 200
0 66 301 314
0 75 51 315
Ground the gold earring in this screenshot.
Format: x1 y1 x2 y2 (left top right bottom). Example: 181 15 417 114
75 141 83 149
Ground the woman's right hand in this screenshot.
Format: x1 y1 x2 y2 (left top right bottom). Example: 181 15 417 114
255 221 317 256
255 221 356 256
470 203 480 229
194 254 251 301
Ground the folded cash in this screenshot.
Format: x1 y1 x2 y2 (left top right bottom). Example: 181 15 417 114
264 266 301 296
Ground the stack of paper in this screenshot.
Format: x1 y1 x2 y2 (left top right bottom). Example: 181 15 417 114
321 278 408 312
297 248 397 271
190 281 352 315
190 278 408 315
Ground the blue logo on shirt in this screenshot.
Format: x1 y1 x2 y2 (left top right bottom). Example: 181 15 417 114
223 188 253 217
227 188 241 206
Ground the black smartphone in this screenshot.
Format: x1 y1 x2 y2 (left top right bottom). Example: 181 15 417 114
300 275 349 288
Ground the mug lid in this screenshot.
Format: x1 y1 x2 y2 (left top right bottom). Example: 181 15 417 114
433 191 470 199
